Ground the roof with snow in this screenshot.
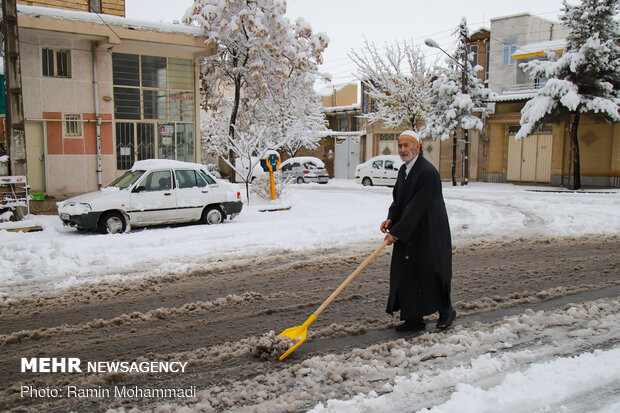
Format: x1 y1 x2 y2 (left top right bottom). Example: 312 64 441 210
17 4 204 37
488 92 537 102
512 39 566 59
322 104 361 114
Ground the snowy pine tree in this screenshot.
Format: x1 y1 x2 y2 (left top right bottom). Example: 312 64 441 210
350 40 432 130
516 0 620 190
421 18 490 186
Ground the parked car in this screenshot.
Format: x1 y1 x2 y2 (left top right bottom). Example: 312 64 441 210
280 156 329 184
58 159 243 234
234 150 280 183
355 155 403 187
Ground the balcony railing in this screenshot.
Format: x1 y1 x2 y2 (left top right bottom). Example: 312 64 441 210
501 80 546 94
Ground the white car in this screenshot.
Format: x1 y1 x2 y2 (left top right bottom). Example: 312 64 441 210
280 156 329 184
355 155 404 187
58 159 243 234
234 150 280 183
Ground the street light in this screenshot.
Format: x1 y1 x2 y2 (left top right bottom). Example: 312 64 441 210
425 38 469 186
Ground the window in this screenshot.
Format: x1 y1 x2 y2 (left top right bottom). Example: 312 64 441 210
113 87 140 120
115 122 135 170
371 98 378 113
384 160 396 170
42 48 71 78
338 117 348 132
485 44 490 82
378 133 397 141
141 56 167 88
64 114 82 137
503 39 517 65
112 53 195 168
168 58 194 90
141 170 172 191
175 169 207 189
372 160 383 169
136 123 155 160
108 169 145 189
89 0 101 13
144 90 167 120
470 45 478 66
170 91 194 122
198 170 216 185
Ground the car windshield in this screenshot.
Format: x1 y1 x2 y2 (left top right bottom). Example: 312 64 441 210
304 162 318 170
107 170 145 189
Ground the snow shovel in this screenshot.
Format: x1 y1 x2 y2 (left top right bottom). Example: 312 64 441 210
278 239 390 360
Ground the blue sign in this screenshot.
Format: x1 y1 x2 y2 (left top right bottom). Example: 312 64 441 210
260 153 281 172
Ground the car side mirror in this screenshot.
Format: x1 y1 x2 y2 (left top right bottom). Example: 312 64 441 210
132 185 146 193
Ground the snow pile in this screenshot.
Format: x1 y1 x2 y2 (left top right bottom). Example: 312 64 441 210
104 297 619 412
251 331 299 361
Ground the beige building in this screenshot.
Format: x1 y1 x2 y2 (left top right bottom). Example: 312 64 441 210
6 2 214 197
318 82 362 179
485 13 619 187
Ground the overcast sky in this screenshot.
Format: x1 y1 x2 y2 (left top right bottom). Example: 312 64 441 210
125 0 568 85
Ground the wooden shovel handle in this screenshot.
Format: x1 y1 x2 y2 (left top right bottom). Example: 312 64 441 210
314 239 389 317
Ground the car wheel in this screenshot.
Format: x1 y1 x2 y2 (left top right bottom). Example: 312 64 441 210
296 177 305 184
202 206 224 225
362 177 373 186
100 212 126 234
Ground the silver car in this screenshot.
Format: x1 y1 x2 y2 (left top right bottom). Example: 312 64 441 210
280 157 329 184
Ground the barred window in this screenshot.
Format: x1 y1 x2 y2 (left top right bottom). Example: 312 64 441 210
378 133 397 141
64 114 82 137
42 48 71 78
112 53 195 168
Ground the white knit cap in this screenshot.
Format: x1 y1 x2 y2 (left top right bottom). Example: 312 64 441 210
398 130 420 143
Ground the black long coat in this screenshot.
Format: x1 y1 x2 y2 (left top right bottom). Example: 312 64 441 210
385 156 452 320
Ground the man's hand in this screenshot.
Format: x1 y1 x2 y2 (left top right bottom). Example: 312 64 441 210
380 219 392 233
384 232 397 245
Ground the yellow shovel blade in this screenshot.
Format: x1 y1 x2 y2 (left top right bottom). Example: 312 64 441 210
278 314 317 361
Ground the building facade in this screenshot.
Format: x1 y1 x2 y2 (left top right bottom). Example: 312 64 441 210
318 82 362 179
17 0 125 17
7 4 214 197
484 13 619 187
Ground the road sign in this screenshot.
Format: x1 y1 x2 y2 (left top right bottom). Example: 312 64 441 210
260 153 281 172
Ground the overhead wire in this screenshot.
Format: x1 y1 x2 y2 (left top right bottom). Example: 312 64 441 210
319 15 569 83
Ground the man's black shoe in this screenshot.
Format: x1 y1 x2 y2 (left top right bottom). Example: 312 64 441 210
436 309 456 330
395 319 426 332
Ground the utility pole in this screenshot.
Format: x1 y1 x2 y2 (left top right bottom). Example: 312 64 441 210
2 0 26 176
460 30 469 186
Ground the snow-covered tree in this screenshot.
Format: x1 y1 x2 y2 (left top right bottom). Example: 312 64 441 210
185 0 328 186
516 0 620 190
251 70 327 157
350 40 432 130
421 18 490 186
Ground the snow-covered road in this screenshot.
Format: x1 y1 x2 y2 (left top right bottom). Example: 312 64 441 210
1 180 618 297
